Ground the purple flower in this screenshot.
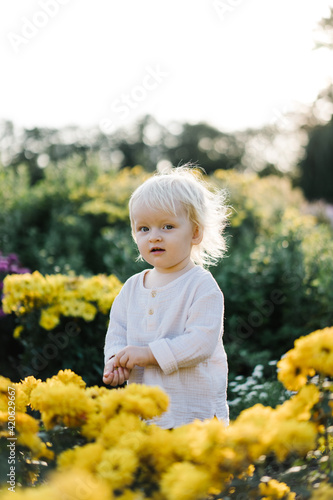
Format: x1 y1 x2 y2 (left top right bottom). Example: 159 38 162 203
0 261 8 273
0 252 31 318
18 267 30 274
8 253 19 264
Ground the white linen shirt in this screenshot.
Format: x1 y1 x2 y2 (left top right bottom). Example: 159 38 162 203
104 265 229 429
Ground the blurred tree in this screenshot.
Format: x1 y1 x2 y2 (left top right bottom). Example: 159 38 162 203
112 114 245 173
296 9 333 202
163 121 244 174
0 114 247 182
313 7 333 50
298 115 333 202
0 121 97 185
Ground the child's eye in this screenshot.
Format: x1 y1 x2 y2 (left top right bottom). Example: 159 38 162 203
163 224 174 230
139 226 149 232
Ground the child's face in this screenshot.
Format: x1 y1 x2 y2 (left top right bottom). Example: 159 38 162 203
132 201 202 273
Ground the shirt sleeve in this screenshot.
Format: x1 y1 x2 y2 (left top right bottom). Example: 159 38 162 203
104 288 128 364
148 286 224 375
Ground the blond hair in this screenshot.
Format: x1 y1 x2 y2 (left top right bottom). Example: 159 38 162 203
129 165 229 267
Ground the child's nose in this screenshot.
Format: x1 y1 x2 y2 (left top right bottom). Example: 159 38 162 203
149 229 162 241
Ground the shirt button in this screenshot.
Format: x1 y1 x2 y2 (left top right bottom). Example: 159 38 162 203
151 290 157 297
148 309 154 315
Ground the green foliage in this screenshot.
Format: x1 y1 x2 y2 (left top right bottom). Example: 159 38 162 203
211 171 333 377
13 315 107 387
0 159 147 279
228 362 291 420
1 161 333 394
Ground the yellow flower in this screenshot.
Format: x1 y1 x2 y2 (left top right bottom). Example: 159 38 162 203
58 442 105 472
30 379 94 430
0 469 111 500
2 411 54 459
0 375 13 393
311 483 333 500
82 383 169 441
299 327 333 377
14 376 41 412
52 369 86 388
268 420 317 462
98 413 145 449
0 376 13 411
276 384 320 422
226 404 276 462
122 383 169 418
259 479 296 499
160 462 211 500
2 270 122 327
137 425 178 473
278 327 333 390
97 447 139 490
116 491 145 500
15 411 39 434
13 325 24 338
39 307 60 330
277 351 314 391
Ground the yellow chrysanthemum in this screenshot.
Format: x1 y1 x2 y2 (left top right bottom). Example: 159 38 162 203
0 469 112 500
52 369 86 388
115 491 145 500
311 483 333 500
82 383 169 441
1 410 53 459
259 479 296 499
121 383 170 418
277 327 333 390
160 462 211 500
17 431 47 457
13 376 41 412
13 325 24 338
30 379 94 430
39 307 60 330
299 327 333 377
226 404 275 462
97 447 139 489
277 351 314 391
98 413 145 449
137 425 178 472
58 442 105 472
0 375 13 394
15 411 39 435
2 271 122 327
0 376 13 411
276 384 320 422
268 419 317 462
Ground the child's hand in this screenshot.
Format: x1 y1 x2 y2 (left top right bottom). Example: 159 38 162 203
103 357 131 386
114 345 157 370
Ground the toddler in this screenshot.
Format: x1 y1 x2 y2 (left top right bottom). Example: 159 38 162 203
103 165 229 429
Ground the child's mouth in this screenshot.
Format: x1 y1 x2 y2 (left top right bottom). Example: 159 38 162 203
151 248 165 253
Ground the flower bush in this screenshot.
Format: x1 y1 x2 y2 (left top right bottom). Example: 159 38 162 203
1 272 122 385
0 327 332 499
2 271 122 331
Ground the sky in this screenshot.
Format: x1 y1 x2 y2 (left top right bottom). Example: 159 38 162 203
1 0 333 134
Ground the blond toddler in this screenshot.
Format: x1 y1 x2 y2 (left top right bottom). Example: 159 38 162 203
103 166 229 429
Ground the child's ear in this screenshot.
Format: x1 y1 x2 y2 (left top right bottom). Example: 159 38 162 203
192 225 203 245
